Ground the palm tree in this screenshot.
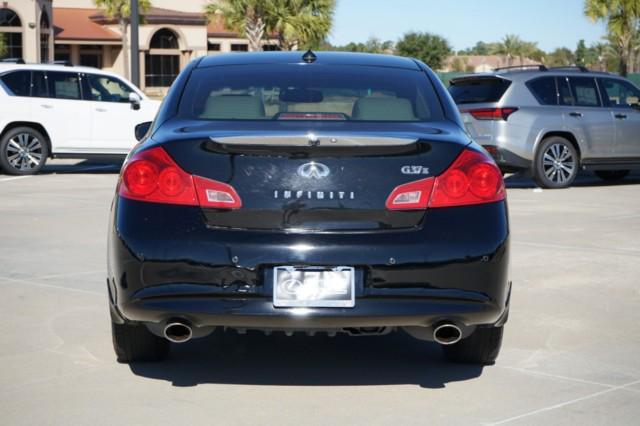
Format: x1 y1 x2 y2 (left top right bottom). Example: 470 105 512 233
205 0 268 52
517 41 540 65
265 0 335 50
592 41 618 71
206 0 335 51
491 34 523 66
585 0 640 76
94 0 151 79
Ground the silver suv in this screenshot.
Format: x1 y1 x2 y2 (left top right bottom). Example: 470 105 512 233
449 66 640 188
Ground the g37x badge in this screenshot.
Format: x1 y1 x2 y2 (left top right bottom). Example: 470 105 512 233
401 165 430 175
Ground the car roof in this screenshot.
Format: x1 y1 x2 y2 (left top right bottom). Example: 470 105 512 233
0 63 127 79
451 68 622 83
197 51 422 70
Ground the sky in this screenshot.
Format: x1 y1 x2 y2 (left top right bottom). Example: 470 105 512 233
328 0 607 52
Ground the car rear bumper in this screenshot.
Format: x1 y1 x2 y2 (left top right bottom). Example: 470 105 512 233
108 197 511 331
482 145 531 172
114 285 509 330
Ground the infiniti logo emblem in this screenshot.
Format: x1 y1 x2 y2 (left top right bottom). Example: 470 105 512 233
297 162 330 179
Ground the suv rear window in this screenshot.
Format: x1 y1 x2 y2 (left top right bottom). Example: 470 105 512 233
448 78 511 104
1 71 31 97
178 64 443 122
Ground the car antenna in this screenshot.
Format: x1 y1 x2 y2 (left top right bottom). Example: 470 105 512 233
302 50 317 63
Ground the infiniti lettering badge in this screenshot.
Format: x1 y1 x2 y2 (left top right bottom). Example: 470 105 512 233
297 162 330 179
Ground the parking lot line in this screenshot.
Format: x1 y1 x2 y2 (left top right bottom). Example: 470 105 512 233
32 270 103 280
0 176 32 183
0 275 103 297
500 366 616 388
515 241 640 257
488 378 640 425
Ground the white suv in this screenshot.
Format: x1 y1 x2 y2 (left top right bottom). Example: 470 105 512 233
0 63 160 175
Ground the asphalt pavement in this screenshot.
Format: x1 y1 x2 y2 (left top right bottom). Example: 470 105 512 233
1 160 639 425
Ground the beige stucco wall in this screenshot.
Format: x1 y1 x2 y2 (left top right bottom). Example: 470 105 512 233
6 0 277 93
54 0 208 13
2 0 54 63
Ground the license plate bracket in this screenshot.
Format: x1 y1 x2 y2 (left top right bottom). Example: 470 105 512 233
273 266 355 308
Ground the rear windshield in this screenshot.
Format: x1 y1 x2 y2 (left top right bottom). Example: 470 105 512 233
178 64 443 122
448 78 511 104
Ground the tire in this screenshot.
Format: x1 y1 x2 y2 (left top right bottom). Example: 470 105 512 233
111 320 170 363
595 170 630 181
532 136 579 189
442 326 504 365
0 126 49 175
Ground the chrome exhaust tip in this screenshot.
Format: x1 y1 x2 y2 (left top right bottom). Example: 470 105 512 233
433 323 462 345
163 321 193 343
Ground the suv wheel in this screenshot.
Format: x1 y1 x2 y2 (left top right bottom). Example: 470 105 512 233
111 320 170 363
442 326 503 365
0 127 49 175
595 170 630 181
533 137 578 189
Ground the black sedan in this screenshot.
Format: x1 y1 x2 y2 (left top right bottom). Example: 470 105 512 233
107 51 510 365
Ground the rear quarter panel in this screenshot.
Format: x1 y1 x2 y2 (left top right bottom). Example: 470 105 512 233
0 83 34 136
497 105 566 161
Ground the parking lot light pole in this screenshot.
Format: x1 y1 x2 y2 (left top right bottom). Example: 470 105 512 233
130 0 140 87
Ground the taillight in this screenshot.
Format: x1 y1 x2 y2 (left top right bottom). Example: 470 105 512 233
119 147 242 209
193 176 242 209
385 178 435 210
462 107 518 121
429 149 505 208
385 149 505 210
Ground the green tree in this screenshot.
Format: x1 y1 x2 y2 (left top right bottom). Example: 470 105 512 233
94 0 151 79
591 41 619 71
470 41 490 55
547 47 576 67
490 34 523 66
518 41 541 65
206 0 269 52
585 0 640 76
575 39 588 66
206 0 335 51
395 32 452 70
332 37 394 53
266 0 335 50
458 41 490 56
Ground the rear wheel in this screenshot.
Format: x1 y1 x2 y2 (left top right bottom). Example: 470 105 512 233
533 137 578 189
442 326 503 364
0 127 49 175
111 320 169 363
595 170 630 181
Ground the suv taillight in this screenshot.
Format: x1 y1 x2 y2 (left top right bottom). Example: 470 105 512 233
386 149 505 210
462 107 518 121
119 147 242 209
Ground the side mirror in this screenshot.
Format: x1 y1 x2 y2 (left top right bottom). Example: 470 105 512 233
134 121 152 142
129 92 142 110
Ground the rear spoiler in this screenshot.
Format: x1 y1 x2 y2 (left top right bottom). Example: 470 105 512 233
203 137 432 157
449 75 509 85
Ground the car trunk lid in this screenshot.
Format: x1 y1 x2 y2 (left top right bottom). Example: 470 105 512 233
158 121 469 232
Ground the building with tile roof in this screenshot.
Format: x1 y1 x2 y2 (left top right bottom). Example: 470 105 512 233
1 0 278 93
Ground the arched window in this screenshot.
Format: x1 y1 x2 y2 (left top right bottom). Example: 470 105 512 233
145 29 180 87
0 9 23 60
40 10 51 62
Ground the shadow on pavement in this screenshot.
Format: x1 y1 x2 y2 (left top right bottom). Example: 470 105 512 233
129 329 483 388
40 159 124 174
504 170 640 189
